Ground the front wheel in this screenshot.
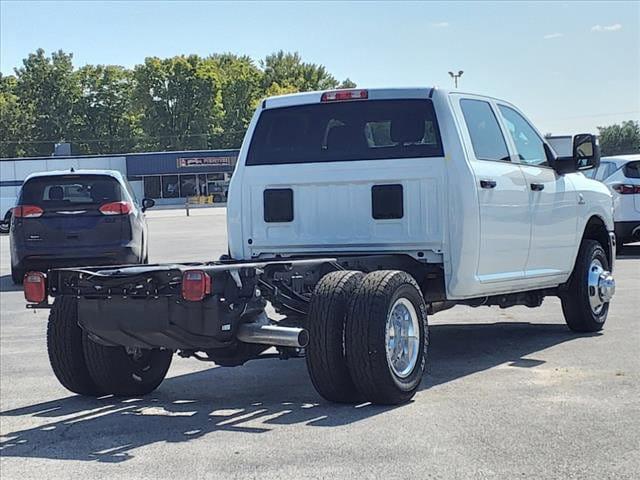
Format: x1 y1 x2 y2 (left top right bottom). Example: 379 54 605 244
561 239 615 332
346 270 428 405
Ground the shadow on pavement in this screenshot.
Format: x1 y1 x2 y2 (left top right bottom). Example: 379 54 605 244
617 244 640 259
0 274 21 293
0 321 594 463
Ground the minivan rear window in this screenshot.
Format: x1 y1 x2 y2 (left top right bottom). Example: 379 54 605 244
246 99 443 165
19 175 124 209
623 161 640 179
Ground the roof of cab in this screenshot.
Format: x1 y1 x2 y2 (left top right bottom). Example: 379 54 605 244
23 169 125 182
262 87 446 109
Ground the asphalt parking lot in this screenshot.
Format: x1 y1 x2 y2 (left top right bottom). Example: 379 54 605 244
1 208 639 479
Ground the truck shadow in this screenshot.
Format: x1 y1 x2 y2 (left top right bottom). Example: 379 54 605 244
0 321 594 463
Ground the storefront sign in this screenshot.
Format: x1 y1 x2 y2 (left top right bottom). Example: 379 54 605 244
177 156 236 168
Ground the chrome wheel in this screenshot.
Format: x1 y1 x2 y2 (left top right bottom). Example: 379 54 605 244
587 259 615 317
385 298 420 378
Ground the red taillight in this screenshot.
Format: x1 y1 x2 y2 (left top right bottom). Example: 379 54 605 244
612 184 640 195
321 89 368 102
13 205 44 218
24 271 47 303
181 270 211 302
99 201 133 215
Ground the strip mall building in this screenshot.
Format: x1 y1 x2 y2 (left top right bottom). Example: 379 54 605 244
0 149 239 220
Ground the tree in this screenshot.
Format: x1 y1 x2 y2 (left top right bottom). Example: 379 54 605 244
75 65 138 154
598 121 640 156
133 55 223 151
207 54 263 148
0 74 26 157
14 49 80 156
262 50 340 92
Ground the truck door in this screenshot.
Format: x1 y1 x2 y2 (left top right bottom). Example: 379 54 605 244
496 104 577 277
458 98 531 283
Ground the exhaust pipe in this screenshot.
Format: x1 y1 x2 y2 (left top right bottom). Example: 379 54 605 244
237 323 309 348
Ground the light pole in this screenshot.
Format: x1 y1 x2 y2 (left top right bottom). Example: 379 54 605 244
448 70 464 88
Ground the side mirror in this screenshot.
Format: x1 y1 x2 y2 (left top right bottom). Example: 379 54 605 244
141 198 155 212
550 133 600 174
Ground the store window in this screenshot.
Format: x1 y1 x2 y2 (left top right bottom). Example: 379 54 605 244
162 175 180 198
144 176 161 199
180 175 197 197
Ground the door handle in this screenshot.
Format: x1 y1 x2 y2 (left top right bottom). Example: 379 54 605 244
530 183 544 191
480 180 497 189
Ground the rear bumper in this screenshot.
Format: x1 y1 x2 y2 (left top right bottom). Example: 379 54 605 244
614 221 640 245
12 243 140 271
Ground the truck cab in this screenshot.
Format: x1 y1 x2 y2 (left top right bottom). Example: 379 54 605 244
227 87 614 299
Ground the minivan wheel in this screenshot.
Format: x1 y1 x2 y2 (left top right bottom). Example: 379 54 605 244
47 297 103 396
11 265 24 285
346 270 428 405
306 270 364 403
561 239 614 333
83 339 173 396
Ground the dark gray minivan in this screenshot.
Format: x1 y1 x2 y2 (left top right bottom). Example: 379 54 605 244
10 170 154 283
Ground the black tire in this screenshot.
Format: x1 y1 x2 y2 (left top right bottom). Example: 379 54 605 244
306 271 364 403
346 270 428 405
11 265 24 285
83 339 173 396
47 297 103 396
561 239 611 333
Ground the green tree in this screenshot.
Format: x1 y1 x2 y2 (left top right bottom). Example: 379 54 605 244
262 50 340 92
598 121 640 156
133 55 223 151
0 74 27 157
338 78 357 89
14 49 80 156
75 65 138 154
208 54 263 148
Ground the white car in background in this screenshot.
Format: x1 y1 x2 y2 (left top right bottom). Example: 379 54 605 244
587 154 640 245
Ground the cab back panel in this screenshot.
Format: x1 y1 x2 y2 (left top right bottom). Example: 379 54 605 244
240 159 446 258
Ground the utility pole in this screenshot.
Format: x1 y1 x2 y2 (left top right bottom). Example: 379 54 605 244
448 70 464 88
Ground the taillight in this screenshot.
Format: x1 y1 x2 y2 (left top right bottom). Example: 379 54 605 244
612 184 640 195
99 201 133 215
321 89 368 102
181 270 211 302
13 205 44 218
24 271 47 303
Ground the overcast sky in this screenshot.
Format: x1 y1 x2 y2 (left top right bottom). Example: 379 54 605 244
1 0 638 135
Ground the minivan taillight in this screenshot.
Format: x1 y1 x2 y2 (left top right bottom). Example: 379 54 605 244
321 89 368 102
182 270 211 302
99 201 133 215
13 205 44 218
612 184 640 195
24 271 47 303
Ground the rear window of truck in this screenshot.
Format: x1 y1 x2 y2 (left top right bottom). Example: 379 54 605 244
246 99 443 165
19 175 124 209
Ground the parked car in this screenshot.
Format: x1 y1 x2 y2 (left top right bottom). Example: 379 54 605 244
585 154 640 245
10 169 154 283
25 88 615 405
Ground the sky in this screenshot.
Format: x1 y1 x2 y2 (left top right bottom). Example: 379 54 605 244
1 0 638 135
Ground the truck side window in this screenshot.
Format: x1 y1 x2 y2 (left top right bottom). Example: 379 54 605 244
498 105 547 166
460 99 510 162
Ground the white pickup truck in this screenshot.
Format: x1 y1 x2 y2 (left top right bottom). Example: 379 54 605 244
25 87 616 405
